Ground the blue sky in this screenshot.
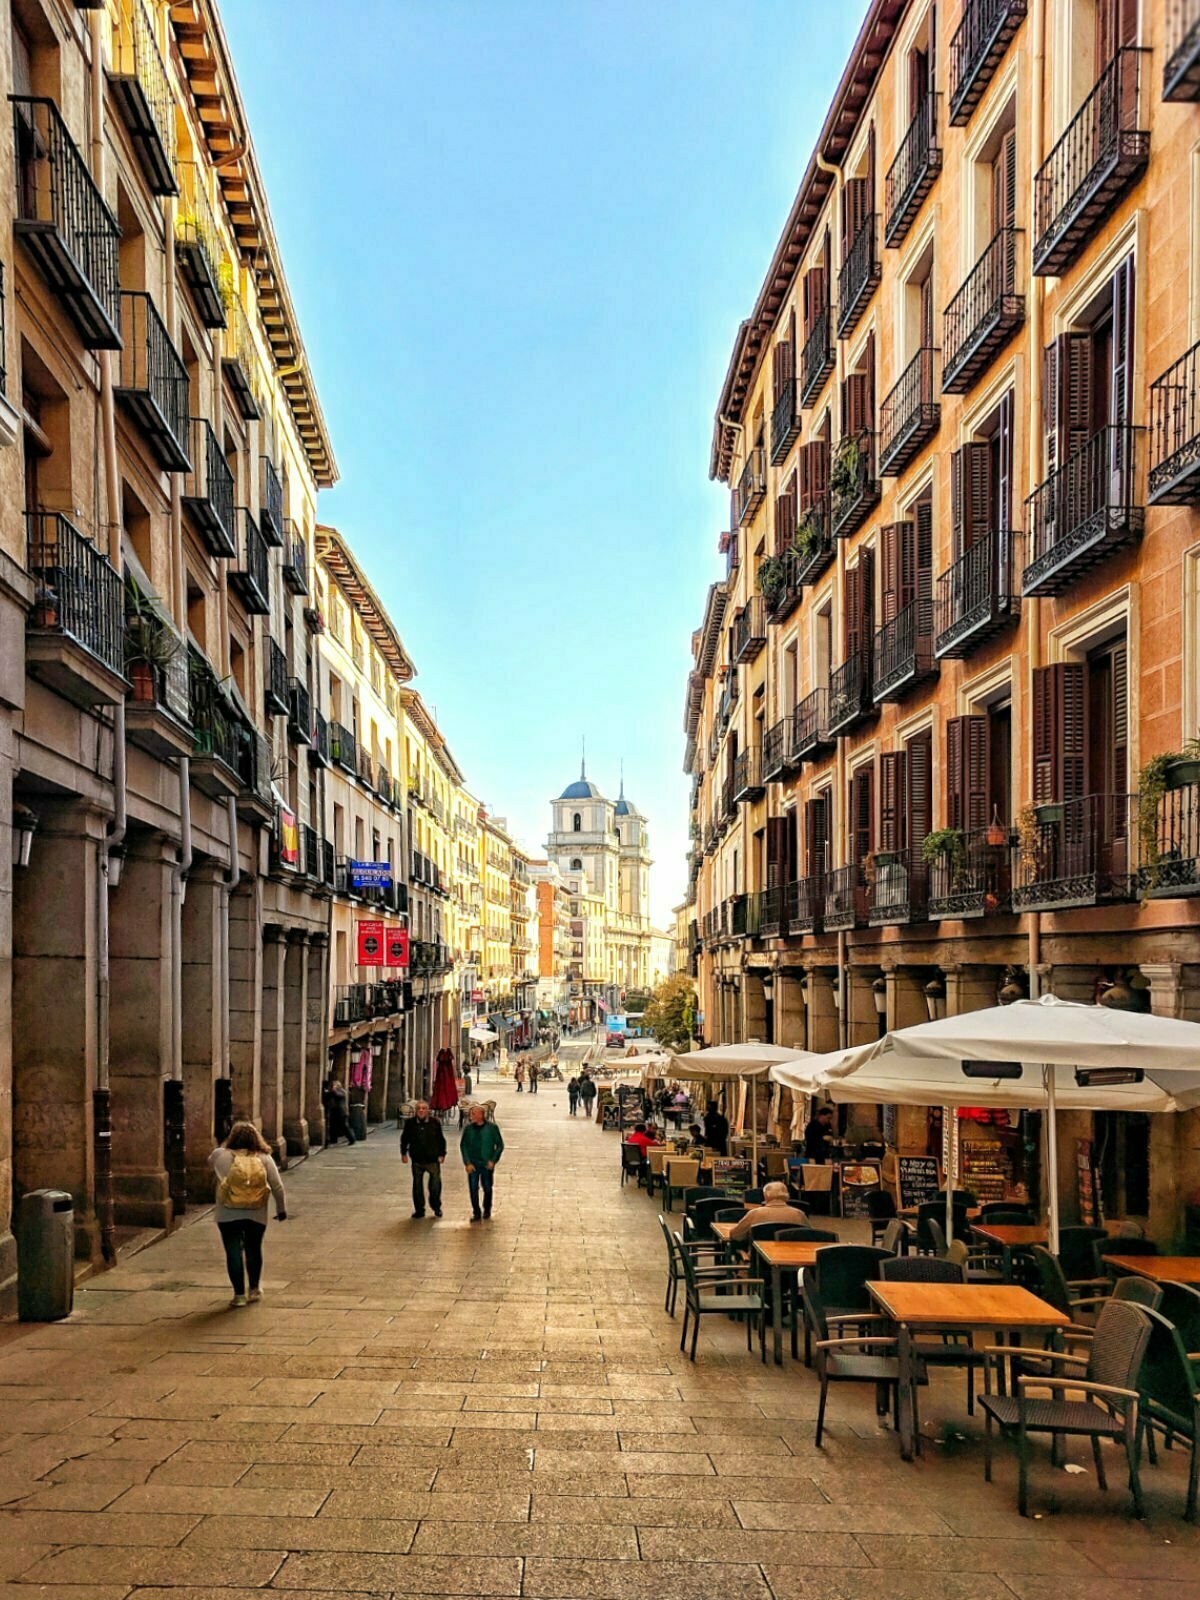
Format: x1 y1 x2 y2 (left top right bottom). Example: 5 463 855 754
223 0 865 927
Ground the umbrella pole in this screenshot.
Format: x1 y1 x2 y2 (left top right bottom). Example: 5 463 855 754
945 1107 955 1248
1044 1064 1061 1256
751 1076 758 1183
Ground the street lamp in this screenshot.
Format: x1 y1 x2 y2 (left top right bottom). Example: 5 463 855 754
13 804 37 869
760 971 775 998
872 976 887 1016
924 976 946 1021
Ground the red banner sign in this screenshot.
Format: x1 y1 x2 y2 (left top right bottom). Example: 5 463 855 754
385 927 410 968
356 920 384 966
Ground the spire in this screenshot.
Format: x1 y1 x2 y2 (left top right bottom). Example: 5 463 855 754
580 734 586 781
619 758 625 799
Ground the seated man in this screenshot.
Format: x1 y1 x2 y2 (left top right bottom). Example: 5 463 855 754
626 1122 655 1156
727 1179 808 1243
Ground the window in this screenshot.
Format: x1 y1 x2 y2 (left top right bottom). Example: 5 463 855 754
572 812 581 832
1044 256 1135 478
951 393 1015 553
1032 637 1127 805
879 729 933 856
843 548 875 664
850 763 875 865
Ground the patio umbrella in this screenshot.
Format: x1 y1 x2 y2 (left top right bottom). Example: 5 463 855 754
807 996 1200 1251
429 1051 459 1114
469 1026 498 1044
668 1043 823 1172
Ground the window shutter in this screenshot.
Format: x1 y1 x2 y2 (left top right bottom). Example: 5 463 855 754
843 560 861 657
1109 257 1135 498
898 517 918 613
1049 333 1094 473
766 817 789 889
775 475 796 555
852 765 874 865
798 445 811 516
805 795 829 877
860 545 875 649
1032 663 1086 804
951 443 992 556
879 752 905 853
880 522 901 625
906 728 933 852
946 714 989 832
866 124 876 213
809 435 829 508
913 498 934 632
865 331 876 429
920 273 934 350
1111 642 1128 799
993 128 1017 235
996 393 1013 531
809 265 826 332
845 373 868 437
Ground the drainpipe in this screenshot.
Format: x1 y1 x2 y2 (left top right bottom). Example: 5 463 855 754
1026 0 1047 1000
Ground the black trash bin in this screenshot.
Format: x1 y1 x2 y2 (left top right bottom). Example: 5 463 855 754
349 1101 367 1141
16 1189 75 1322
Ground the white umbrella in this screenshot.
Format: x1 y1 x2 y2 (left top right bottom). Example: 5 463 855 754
811 996 1200 1250
669 1043 824 1172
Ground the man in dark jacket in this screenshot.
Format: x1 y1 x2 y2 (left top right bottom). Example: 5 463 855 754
579 1072 597 1118
703 1101 729 1156
460 1104 504 1221
400 1100 447 1218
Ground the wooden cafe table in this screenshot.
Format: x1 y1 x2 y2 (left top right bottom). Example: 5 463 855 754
1102 1254 1200 1285
753 1239 832 1366
972 1222 1049 1280
867 1281 1071 1460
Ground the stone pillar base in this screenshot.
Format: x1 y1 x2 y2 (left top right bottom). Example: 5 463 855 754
113 1171 173 1232
0 1231 16 1318
185 1161 215 1207
270 1137 288 1170
284 1118 309 1158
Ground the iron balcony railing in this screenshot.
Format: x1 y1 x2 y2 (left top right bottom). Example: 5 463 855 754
771 379 801 466
722 775 736 820
357 744 376 790
330 719 357 774
182 417 236 557
942 227 1024 395
830 431 879 538
175 160 226 327
732 595 767 664
322 838 335 885
792 686 833 761
868 849 928 926
801 303 835 406
731 895 755 940
229 509 270 616
222 293 261 421
301 822 321 881
377 768 395 807
1012 792 1134 911
116 291 191 471
735 445 767 525
824 864 866 930
281 521 309 594
265 637 289 715
929 825 1013 919
1164 0 1200 99
1148 340 1200 506
732 747 764 804
1139 774 1200 897
334 985 369 1026
759 886 784 938
794 497 835 586
873 597 936 702
885 96 942 247
26 511 124 680
786 875 824 935
763 717 792 781
837 213 880 339
935 528 1023 658
110 0 176 197
764 544 804 624
879 346 940 475
188 649 241 774
260 456 284 546
949 0 1028 125
828 650 875 735
310 708 329 768
1022 425 1142 596
11 96 121 348
1033 48 1149 276
287 678 310 745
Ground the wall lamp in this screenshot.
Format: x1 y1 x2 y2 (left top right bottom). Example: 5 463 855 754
872 976 888 1017
13 804 38 869
924 976 946 1021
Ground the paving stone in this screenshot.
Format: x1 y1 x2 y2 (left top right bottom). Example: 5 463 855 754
183 1514 417 1551
854 1533 1103 1574
22 1547 285 1586
531 1493 737 1527
0 1510 198 1546
522 1556 773 1599
275 1551 522 1593
106 1482 330 1517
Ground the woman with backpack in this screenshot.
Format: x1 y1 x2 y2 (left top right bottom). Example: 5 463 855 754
209 1123 287 1308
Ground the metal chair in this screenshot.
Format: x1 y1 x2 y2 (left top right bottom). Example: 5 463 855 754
880 1217 907 1256
1111 1276 1164 1312
977 1207 1036 1226
865 1188 898 1247
1138 1305 1200 1522
804 1250 906 1445
878 1253 987 1415
620 1143 643 1188
1158 1282 1200 1356
915 1201 969 1254
677 1233 766 1362
946 1234 1005 1284
980 1298 1152 1517
657 1214 723 1318
1056 1225 1111 1299
686 1194 735 1243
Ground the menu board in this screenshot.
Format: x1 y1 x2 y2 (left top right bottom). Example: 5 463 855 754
839 1161 882 1218
710 1157 751 1191
897 1154 941 1210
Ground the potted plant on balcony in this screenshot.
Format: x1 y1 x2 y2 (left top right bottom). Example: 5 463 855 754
1136 743 1200 894
920 827 966 886
756 554 788 603
830 435 861 502
1016 805 1044 879
796 506 824 560
124 576 180 702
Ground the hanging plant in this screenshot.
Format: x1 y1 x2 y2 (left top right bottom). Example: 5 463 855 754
1137 751 1183 895
1015 805 1043 879
796 508 823 557
919 827 966 881
756 554 788 601
830 435 861 500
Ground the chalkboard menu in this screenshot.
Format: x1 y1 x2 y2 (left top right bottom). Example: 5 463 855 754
839 1161 882 1218
897 1154 941 1210
602 1102 620 1131
710 1157 751 1191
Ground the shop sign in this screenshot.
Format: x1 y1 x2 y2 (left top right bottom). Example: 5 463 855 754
356 919 385 966
278 808 299 866
350 860 392 890
384 927 410 968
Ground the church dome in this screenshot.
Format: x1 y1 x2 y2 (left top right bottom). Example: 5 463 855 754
560 777 600 800
614 796 632 816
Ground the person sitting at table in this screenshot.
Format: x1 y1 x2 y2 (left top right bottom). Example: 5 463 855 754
727 1180 808 1243
686 1123 704 1149
626 1123 655 1156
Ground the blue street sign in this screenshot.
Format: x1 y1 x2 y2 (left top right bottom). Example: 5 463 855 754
350 860 392 890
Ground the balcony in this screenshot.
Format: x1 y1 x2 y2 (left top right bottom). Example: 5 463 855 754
1138 774 1200 897
281 521 309 594
732 596 767 664
1164 0 1200 98
935 528 1023 658
229 509 270 616
25 512 126 706
322 838 335 886
734 445 766 526
287 678 311 745
260 456 284 547
116 292 190 471
222 294 261 421
333 985 369 1026
175 160 227 328
125 613 191 759
759 886 784 939
786 876 823 935
109 0 177 196
357 744 376 791
771 379 801 466
828 651 876 735
879 347 939 475
949 0 1028 125
301 823 321 882
1011 793 1134 911
929 825 1013 919
1148 341 1200 505
722 775 736 822
310 708 329 769
182 418 236 558
188 649 243 798
1022 425 1142 596
824 865 867 931
801 304 835 406
377 768 394 808
265 637 289 715
830 432 879 538
885 97 942 248
873 597 936 703
793 499 835 586
837 213 880 339
330 720 357 774
868 850 928 926
731 895 755 940
762 544 804 624
793 687 834 763
763 717 793 782
942 228 1024 395
1033 49 1149 276
732 747 764 804
236 729 274 825
12 97 121 348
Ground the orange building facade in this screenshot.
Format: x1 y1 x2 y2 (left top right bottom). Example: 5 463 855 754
685 0 1200 1236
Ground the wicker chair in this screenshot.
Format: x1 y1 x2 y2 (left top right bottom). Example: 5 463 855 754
1138 1305 1200 1522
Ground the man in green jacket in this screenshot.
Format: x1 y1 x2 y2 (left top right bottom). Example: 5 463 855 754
461 1104 504 1222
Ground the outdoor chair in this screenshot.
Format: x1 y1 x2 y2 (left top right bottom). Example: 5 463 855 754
682 1185 723 1212
676 1232 765 1362
742 1187 765 1205
915 1201 969 1254
880 1217 907 1256
865 1188 898 1247
799 1243 891 1367
1158 1282 1200 1356
761 1151 790 1181
748 1219 807 1244
879 1253 986 1414
657 1214 723 1318
1111 1276 1164 1312
1056 1226 1110 1298
978 1207 1036 1226
686 1194 734 1244
797 1164 836 1215
645 1146 670 1198
620 1143 644 1188
1093 1237 1158 1289
775 1226 838 1242
946 1235 1005 1285
664 1157 701 1211
978 1200 1023 1220
1138 1305 1200 1521
980 1298 1152 1518
804 1251 909 1445
1029 1246 1110 1329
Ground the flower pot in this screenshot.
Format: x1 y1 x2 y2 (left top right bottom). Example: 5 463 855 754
1034 802 1063 825
1165 758 1200 791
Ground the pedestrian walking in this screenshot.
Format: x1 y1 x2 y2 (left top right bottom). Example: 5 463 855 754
208 1123 286 1308
461 1103 504 1222
514 1060 525 1093
400 1099 447 1218
324 1072 356 1145
579 1072 597 1119
567 1076 580 1116
529 1062 539 1095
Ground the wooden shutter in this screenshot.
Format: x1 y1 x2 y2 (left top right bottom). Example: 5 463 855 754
1045 333 1093 474
906 728 933 852
879 752 906 852
1109 257 1135 502
766 817 789 889
992 128 1017 235
844 373 868 437
913 498 934 630
866 124 876 213
805 795 829 877
798 445 811 516
852 765 874 865
860 546 875 645
1032 663 1086 804
865 331 876 430
775 473 796 555
1112 642 1128 800
920 274 934 350
898 517 919 613
996 392 1013 530
880 522 901 625
785 809 799 883
843 560 861 657
950 443 992 556
809 435 829 509
946 715 989 833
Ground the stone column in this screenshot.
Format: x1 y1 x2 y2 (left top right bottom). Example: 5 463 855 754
305 935 328 1146
742 971 768 1042
259 925 287 1165
806 970 839 1053
283 931 310 1158
181 864 224 1203
775 972 806 1050
1144 963 1200 1246
945 964 999 1017
846 967 881 1048
228 878 262 1125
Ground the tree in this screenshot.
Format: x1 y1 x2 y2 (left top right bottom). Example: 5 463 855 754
642 972 697 1051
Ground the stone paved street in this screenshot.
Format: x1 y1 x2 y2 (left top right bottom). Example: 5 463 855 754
0 1075 1197 1600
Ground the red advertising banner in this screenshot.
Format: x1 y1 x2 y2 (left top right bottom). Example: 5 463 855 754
385 927 410 968
356 920 384 966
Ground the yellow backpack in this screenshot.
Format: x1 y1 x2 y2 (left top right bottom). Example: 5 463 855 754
218 1152 269 1209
